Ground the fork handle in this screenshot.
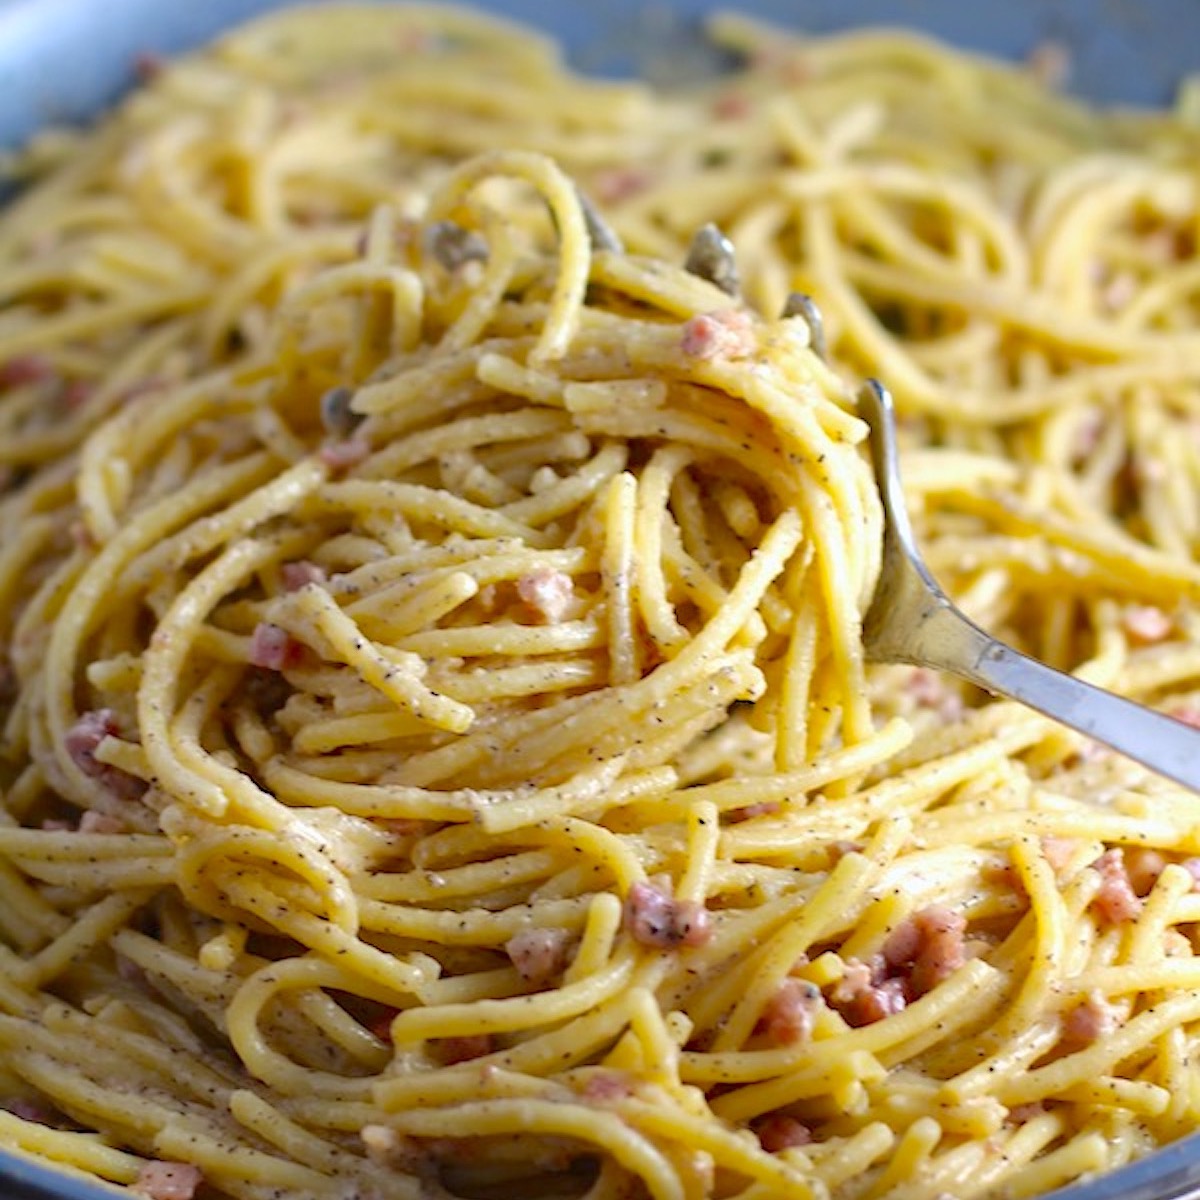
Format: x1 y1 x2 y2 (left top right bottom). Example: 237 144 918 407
859 377 1200 794
897 597 1200 793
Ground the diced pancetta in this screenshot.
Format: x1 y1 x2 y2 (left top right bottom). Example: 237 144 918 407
1122 605 1172 644
378 817 429 838
78 811 126 834
64 710 146 800
133 52 168 82
983 855 1024 895
754 1114 812 1153
1124 847 1167 896
680 310 755 361
1172 705 1200 730
318 438 371 470
829 905 966 1027
132 1161 203 1200
624 880 713 949
437 1034 495 1064
281 561 328 592
505 927 571 984
3 1099 55 1124
1062 993 1119 1046
65 709 121 777
60 379 94 409
1091 849 1142 924
828 958 908 1027
592 167 651 204
0 354 55 387
728 800 781 821
1007 1102 1045 1124
516 568 575 624
905 668 964 722
713 90 752 119
1027 40 1071 88
829 840 864 862
759 978 820 1046
1100 271 1137 313
368 1006 399 1042
581 1070 634 1105
1181 858 1200 890
1041 837 1078 873
249 623 307 672
117 956 147 985
1071 412 1103 462
69 519 95 549
882 904 967 996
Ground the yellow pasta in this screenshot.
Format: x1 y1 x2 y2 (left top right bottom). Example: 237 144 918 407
2 6 1200 1200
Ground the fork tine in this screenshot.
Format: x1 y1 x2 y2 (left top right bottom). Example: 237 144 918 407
576 188 624 254
782 292 828 362
684 223 740 295
858 380 922 572
857 378 948 662
424 219 489 269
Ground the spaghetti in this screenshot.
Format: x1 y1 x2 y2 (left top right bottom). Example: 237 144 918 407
1 7 1200 1200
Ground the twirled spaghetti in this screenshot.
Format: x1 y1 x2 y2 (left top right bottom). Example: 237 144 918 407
2 7 1200 1200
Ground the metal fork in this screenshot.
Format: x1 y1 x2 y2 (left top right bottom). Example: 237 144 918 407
671 222 1200 791
857 378 1200 793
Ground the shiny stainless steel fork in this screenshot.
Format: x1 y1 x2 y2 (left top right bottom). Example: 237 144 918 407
858 378 1200 793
